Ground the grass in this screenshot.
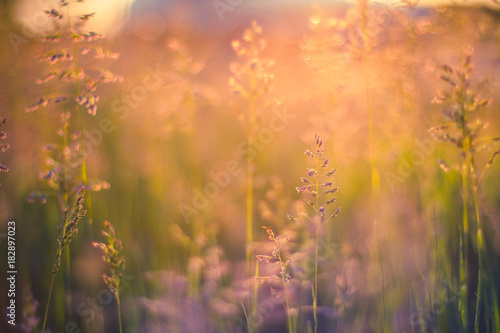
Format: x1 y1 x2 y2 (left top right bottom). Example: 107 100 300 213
30 1 122 331
429 53 500 333
230 20 275 265
257 226 294 333
284 134 340 332
93 220 126 333
230 20 277 331
2 1 500 333
42 187 86 332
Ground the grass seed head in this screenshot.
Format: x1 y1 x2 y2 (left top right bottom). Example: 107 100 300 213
52 188 87 275
93 220 126 294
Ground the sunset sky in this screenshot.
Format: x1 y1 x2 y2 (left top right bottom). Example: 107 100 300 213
13 0 495 37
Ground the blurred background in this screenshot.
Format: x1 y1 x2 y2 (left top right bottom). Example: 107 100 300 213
1 0 500 332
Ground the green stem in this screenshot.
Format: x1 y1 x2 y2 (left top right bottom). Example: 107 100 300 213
61 82 72 321
80 127 94 237
314 234 318 333
474 266 482 333
491 278 500 333
377 223 386 333
246 92 256 332
460 161 469 333
280 261 293 333
246 60 258 333
434 208 439 303
68 3 93 238
313 151 320 333
42 276 55 332
472 185 483 333
242 303 252 333
286 298 292 333
65 247 72 317
358 2 386 329
246 26 259 269
361 21 386 333
186 96 203 195
246 146 253 265
252 260 259 333
116 292 123 333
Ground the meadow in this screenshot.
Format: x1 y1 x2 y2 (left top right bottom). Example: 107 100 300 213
1 0 500 332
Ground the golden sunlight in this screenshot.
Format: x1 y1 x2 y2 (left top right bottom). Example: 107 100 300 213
1 0 500 332
14 0 136 36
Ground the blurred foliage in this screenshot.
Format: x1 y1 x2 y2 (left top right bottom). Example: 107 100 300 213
0 1 500 333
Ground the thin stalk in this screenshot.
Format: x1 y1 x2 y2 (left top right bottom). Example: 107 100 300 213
79 112 93 237
279 262 293 333
252 261 259 333
491 278 500 333
455 69 470 330
246 90 257 266
472 183 483 333
460 161 469 333
458 212 465 333
246 141 256 331
359 2 386 329
246 26 259 269
363 45 379 199
273 245 293 333
116 292 123 333
314 235 318 333
246 148 254 265
474 264 482 333
362 33 386 333
65 247 72 317
42 276 55 332
68 4 93 238
246 36 258 332
242 303 252 333
186 96 203 194
459 89 470 329
62 91 72 320
434 208 439 301
62 5 79 321
184 94 209 300
313 152 320 333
